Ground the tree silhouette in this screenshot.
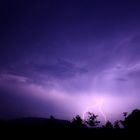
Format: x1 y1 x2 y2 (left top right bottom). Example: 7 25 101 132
85 112 100 128
48 115 56 128
103 121 113 129
71 115 86 128
121 109 140 129
123 112 127 119
114 120 120 129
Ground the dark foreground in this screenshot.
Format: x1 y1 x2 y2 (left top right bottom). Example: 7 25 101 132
0 118 139 139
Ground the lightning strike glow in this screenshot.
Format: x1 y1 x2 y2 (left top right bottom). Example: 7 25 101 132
98 99 107 123
82 98 107 124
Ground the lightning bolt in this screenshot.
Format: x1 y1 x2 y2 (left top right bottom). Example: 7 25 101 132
82 98 107 124
98 99 107 123
82 104 98 119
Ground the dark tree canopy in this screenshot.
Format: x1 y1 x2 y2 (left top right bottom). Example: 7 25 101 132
71 115 86 128
103 121 113 129
114 120 120 129
121 109 140 129
85 112 100 127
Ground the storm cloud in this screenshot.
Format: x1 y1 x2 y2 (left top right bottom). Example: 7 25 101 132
1 0 140 122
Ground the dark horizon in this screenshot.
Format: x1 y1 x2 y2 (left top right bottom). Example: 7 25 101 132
1 0 140 123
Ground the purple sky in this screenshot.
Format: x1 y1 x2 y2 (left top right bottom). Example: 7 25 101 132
1 0 140 123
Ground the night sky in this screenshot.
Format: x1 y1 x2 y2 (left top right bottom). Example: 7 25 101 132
1 0 140 123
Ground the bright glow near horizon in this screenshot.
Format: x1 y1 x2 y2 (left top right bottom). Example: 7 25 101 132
0 72 140 123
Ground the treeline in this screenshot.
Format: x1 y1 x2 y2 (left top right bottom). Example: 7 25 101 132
70 109 140 129
0 108 140 130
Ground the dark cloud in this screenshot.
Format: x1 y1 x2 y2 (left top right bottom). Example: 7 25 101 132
0 81 74 119
128 70 140 79
34 58 88 79
0 88 48 119
115 78 128 82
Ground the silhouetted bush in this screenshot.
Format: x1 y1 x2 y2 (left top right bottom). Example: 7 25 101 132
121 109 140 129
114 120 120 129
71 115 86 128
102 121 113 129
85 112 100 128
